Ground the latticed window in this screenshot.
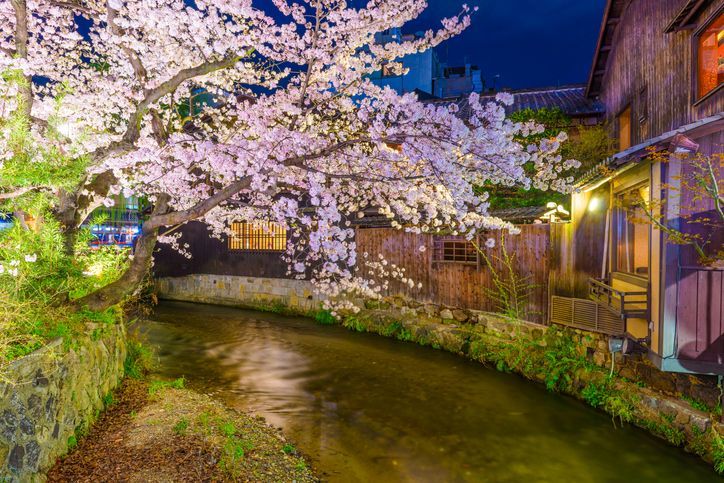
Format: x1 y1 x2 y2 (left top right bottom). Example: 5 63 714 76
432 236 478 264
229 222 287 251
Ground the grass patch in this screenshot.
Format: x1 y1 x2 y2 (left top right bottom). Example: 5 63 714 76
148 377 185 396
282 443 296 455
124 338 155 379
173 418 189 435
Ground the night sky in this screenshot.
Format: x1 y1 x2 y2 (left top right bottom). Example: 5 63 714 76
405 0 608 90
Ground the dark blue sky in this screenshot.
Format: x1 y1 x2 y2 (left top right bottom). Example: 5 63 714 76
405 0 607 90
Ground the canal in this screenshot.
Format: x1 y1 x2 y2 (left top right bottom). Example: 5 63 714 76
143 301 719 482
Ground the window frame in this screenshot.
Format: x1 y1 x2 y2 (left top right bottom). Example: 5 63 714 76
612 181 651 279
692 6 724 105
228 221 288 252
432 236 478 265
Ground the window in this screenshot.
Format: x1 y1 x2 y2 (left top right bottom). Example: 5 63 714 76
229 222 287 251
696 11 723 99
618 105 632 150
382 61 403 78
615 184 650 277
432 236 477 264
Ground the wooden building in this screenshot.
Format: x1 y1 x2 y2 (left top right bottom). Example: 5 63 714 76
551 0 723 375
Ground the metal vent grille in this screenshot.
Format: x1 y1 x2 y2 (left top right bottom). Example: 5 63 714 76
550 296 625 335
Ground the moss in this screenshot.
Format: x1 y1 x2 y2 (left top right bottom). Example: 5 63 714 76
640 417 686 446
713 432 724 474
681 395 715 414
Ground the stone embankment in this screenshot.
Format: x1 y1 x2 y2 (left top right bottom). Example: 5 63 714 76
0 324 126 481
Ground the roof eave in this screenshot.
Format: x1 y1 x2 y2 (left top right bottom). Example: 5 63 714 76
585 0 614 98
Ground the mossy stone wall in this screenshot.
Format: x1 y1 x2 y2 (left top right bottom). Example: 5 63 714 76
0 324 126 482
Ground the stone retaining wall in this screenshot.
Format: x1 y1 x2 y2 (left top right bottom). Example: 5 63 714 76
0 324 126 481
375 295 722 408
155 274 322 314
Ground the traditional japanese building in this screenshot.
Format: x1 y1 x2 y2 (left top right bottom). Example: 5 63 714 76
551 0 723 375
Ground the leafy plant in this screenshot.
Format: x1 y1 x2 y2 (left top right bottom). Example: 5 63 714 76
314 309 336 325
713 431 724 474
582 381 611 408
473 233 539 321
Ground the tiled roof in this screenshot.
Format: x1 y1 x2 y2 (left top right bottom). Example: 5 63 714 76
429 85 604 119
489 206 549 222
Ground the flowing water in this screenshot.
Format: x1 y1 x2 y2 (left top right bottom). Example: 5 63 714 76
142 301 720 482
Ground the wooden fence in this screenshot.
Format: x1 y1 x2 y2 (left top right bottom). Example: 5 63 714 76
355 224 552 324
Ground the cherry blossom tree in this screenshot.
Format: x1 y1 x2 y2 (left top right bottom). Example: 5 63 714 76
0 0 578 312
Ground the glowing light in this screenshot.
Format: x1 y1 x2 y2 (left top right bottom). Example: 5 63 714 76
588 197 601 212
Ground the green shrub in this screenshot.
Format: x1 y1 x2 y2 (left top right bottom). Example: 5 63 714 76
314 309 336 325
582 381 610 408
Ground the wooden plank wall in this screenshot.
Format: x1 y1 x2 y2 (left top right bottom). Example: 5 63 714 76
355 224 551 324
598 0 723 145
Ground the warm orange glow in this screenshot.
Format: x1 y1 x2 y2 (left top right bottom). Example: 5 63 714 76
697 12 723 98
618 106 632 151
615 185 650 277
229 222 287 251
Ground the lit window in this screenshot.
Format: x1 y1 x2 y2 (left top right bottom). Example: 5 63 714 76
432 236 478 264
615 184 650 277
382 61 403 78
697 12 723 98
618 105 632 151
229 222 287 251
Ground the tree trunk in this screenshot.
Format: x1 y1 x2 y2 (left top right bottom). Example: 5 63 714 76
73 196 169 312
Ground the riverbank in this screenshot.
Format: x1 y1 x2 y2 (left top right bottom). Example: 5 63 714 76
48 376 318 482
326 297 724 475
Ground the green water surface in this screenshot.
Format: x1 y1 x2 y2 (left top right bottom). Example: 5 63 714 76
144 301 720 482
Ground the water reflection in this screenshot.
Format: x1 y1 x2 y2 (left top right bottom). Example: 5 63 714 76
142 301 719 482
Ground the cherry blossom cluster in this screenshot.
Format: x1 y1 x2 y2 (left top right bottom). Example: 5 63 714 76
1 0 579 308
